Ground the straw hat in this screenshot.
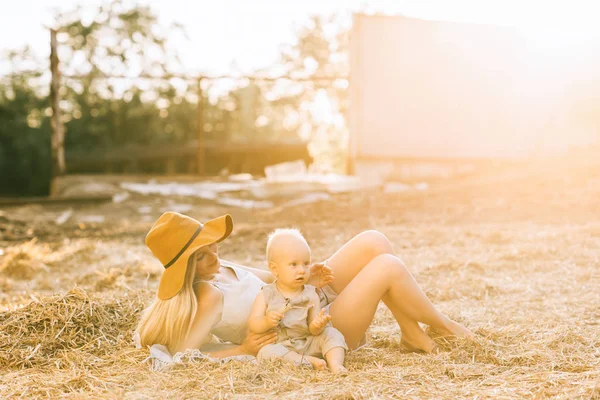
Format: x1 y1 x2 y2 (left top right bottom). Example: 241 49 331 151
146 212 233 300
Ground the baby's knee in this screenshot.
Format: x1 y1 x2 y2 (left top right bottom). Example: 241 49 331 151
257 343 289 362
320 326 348 354
322 326 344 340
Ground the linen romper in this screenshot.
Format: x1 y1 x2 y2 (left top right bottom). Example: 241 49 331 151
257 283 347 361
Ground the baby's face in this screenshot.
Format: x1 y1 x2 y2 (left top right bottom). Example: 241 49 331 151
271 237 311 288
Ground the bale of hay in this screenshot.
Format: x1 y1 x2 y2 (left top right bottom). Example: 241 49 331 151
0 287 146 370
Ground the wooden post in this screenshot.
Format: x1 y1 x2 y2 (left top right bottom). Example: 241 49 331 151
196 77 206 176
166 158 177 174
49 29 66 196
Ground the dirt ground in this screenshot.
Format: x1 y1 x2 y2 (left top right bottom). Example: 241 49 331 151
1 156 599 399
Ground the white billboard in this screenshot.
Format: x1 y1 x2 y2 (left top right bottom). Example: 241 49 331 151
349 14 600 168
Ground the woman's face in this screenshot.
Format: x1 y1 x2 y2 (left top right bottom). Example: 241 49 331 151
193 242 220 279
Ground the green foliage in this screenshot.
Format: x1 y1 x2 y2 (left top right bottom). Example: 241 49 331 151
54 0 197 151
264 15 350 172
0 62 52 196
0 1 350 196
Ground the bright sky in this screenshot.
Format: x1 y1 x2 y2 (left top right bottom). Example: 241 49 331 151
2 0 599 76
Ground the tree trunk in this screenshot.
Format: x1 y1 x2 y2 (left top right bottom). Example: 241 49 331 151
196 78 206 176
49 29 66 196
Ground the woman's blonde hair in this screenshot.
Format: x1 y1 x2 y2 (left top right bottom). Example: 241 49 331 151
136 256 198 353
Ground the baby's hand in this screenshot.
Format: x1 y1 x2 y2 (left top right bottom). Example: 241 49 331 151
266 311 284 328
308 261 334 288
312 308 331 330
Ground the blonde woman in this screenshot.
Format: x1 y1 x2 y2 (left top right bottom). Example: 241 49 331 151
136 212 472 356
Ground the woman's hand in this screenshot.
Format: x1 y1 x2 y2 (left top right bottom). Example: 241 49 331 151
240 330 277 356
308 261 334 288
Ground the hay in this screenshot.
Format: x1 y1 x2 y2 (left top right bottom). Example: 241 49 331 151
1 163 600 398
0 238 50 280
0 287 146 370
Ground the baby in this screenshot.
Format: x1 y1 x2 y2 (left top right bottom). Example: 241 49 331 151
248 228 348 373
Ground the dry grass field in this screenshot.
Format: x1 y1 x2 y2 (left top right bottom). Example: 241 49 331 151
1 157 599 399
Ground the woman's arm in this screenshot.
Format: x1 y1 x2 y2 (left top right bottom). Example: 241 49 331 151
204 330 278 358
176 283 223 353
201 343 251 358
220 259 275 283
178 282 278 358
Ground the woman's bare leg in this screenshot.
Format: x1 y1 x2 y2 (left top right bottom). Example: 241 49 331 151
328 254 438 351
325 231 472 351
326 230 394 293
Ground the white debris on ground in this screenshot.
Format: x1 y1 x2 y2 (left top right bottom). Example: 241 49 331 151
120 182 216 199
383 182 430 193
228 173 253 181
98 160 430 210
281 193 331 208
55 209 74 225
257 160 382 197
137 206 153 214
215 197 274 209
159 204 193 214
264 159 308 180
60 181 123 197
112 192 131 203
78 215 106 224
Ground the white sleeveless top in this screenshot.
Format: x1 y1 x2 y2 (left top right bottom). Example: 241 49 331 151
198 261 266 345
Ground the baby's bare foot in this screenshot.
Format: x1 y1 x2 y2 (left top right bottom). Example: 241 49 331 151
304 355 327 370
330 364 348 375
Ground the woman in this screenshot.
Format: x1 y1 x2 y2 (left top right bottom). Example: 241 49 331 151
136 212 472 357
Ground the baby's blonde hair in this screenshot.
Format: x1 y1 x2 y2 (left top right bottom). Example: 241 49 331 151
266 228 308 262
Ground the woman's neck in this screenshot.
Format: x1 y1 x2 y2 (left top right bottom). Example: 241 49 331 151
195 266 233 284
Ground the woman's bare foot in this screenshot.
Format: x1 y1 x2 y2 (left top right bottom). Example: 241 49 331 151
304 355 327 370
330 364 348 375
435 319 474 339
399 323 439 353
400 337 439 354
400 326 439 353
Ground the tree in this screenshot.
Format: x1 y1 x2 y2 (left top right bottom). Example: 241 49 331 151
0 47 52 196
264 15 350 172
0 4 352 196
52 0 194 150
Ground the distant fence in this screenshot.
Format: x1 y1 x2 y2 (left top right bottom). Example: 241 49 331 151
51 30 347 176
48 29 346 181
66 139 313 175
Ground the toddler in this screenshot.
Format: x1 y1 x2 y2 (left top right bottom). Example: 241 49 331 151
248 228 348 373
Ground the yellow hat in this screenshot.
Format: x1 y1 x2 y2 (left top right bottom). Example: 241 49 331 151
145 212 233 300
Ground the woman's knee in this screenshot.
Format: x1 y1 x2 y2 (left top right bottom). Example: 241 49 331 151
357 230 394 257
370 253 409 278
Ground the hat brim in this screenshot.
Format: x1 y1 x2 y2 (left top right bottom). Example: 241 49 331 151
157 214 233 300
